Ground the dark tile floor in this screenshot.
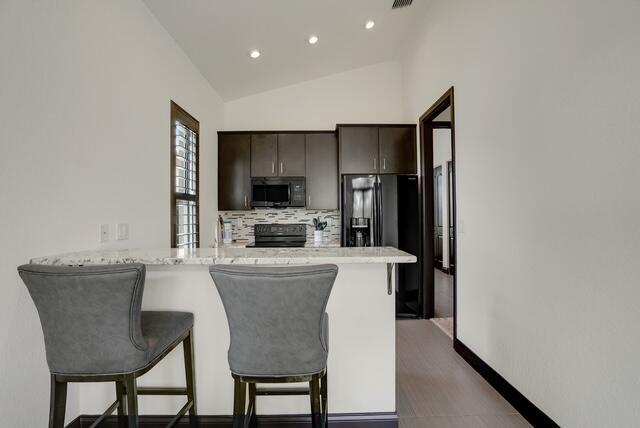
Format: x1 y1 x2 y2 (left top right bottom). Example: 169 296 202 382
396 320 531 427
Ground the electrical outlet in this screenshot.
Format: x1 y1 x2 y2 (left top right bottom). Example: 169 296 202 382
116 223 129 240
99 224 109 243
236 218 242 228
326 218 333 227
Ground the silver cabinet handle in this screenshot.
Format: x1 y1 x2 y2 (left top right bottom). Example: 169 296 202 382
280 162 284 174
244 195 248 208
383 158 387 170
271 162 275 174
373 158 377 170
308 195 311 206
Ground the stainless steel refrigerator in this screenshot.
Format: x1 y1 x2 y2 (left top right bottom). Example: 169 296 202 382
341 175 422 317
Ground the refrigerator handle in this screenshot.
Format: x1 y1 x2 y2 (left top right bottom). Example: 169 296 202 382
377 177 384 246
342 177 348 247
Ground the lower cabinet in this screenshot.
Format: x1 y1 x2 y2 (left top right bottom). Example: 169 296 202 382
305 133 338 210
218 133 251 210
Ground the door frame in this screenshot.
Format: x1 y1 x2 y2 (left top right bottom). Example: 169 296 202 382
419 87 457 340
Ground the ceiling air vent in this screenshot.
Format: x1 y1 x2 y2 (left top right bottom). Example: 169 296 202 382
392 0 413 9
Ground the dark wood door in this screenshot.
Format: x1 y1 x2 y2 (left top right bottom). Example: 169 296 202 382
218 133 251 210
250 134 277 177
339 126 379 174
379 126 417 174
277 134 305 176
305 133 338 209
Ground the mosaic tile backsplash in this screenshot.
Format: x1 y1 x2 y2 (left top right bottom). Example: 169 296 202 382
219 209 341 242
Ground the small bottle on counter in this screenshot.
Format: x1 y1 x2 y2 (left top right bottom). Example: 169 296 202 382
223 220 233 244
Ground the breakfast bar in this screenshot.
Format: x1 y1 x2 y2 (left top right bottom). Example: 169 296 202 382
30 246 416 421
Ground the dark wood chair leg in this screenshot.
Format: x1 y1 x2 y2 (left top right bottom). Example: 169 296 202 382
321 372 328 427
233 378 247 428
124 374 138 428
116 381 127 416
49 375 67 428
310 374 322 428
247 382 257 427
183 329 197 424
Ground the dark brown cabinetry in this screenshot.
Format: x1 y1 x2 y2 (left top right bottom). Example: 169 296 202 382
218 133 251 210
338 124 416 175
250 134 278 177
305 133 338 209
251 134 305 177
339 126 379 174
277 134 305 176
379 126 416 174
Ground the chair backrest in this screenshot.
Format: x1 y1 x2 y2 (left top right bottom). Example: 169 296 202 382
210 264 338 377
17 263 147 375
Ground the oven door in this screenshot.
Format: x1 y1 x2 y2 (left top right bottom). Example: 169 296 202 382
251 179 291 207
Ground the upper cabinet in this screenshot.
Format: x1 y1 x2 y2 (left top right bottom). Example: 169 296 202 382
379 126 416 174
218 133 251 211
339 126 379 174
338 125 416 175
250 134 278 177
277 134 305 176
305 133 338 210
251 134 305 177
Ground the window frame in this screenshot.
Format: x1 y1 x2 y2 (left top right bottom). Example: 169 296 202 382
170 101 200 248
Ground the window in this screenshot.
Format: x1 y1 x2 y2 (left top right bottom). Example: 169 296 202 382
171 101 200 248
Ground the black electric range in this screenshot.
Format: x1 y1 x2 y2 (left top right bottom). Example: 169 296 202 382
246 224 307 247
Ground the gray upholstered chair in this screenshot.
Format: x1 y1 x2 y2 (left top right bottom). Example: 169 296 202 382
209 264 338 428
18 263 197 428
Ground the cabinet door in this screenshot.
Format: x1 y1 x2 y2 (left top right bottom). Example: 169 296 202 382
379 126 417 174
218 134 251 210
250 134 277 177
277 134 305 176
339 126 379 174
305 133 338 209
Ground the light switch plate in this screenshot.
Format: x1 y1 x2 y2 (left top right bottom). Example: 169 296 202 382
99 224 109 243
116 223 129 240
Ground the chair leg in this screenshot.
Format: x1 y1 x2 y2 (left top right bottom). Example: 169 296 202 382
310 374 322 428
116 381 127 416
124 374 138 428
49 374 67 428
232 378 246 428
247 382 257 427
183 329 197 423
321 372 328 427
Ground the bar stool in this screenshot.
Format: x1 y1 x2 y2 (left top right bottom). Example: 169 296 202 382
209 264 338 428
18 263 197 428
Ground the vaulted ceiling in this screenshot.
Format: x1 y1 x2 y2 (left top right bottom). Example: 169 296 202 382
143 0 429 101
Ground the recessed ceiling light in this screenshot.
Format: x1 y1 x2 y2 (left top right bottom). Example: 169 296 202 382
308 35 319 45
365 20 375 30
249 49 260 59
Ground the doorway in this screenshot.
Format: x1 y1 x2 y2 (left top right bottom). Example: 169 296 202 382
419 87 457 341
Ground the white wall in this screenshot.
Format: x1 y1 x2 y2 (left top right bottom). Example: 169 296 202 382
224 61 405 130
433 129 452 268
0 1 223 426
402 0 640 426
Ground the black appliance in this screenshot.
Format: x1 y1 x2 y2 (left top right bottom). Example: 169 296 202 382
246 223 307 247
251 177 305 208
341 175 421 318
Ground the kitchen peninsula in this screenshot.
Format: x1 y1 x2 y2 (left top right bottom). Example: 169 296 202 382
30 246 416 422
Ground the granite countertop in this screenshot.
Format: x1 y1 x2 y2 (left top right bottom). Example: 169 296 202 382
30 246 416 266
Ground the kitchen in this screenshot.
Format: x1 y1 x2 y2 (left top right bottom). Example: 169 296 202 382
6 1 629 427
217 126 422 316
27 117 421 423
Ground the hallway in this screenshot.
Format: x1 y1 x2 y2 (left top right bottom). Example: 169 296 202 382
396 320 530 427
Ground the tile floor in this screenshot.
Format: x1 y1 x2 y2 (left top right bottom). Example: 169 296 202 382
396 320 531 427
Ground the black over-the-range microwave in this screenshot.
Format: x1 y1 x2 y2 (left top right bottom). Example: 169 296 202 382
251 177 306 208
